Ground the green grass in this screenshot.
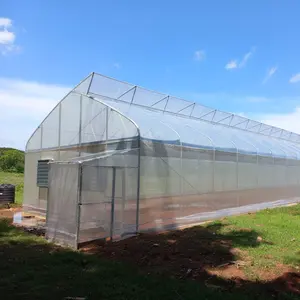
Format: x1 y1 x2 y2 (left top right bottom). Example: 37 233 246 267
0 171 23 205
208 205 300 278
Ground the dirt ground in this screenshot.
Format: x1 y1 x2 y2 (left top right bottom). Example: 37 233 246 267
80 226 300 296
0 207 21 219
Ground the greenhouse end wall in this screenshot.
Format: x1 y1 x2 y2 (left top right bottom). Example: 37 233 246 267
23 91 139 215
23 73 300 247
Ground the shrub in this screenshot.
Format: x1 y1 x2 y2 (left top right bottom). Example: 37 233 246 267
0 149 24 173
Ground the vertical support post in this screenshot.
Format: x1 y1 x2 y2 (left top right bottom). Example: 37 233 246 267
236 151 239 190
39 125 43 208
58 103 62 160
180 144 183 195
45 162 52 239
256 155 259 187
285 157 288 187
121 168 126 228
40 125 43 150
105 107 109 151
75 163 83 249
271 151 275 188
78 95 83 157
110 167 116 241
136 139 141 233
236 150 239 208
212 148 216 192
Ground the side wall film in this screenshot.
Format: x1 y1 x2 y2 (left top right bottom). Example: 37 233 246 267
138 140 300 231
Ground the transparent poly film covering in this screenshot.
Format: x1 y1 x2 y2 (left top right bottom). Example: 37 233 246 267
46 163 79 248
90 96 300 159
26 93 139 157
41 105 60 149
138 139 300 232
23 152 41 210
86 73 300 143
79 149 139 243
46 149 139 248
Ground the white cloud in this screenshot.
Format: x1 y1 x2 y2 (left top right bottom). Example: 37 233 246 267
188 91 300 134
113 62 121 69
263 66 278 84
225 60 238 70
225 47 255 70
0 18 12 28
194 50 206 61
0 78 71 149
0 17 19 55
239 49 254 68
0 30 15 44
289 73 300 84
260 107 300 134
245 96 269 103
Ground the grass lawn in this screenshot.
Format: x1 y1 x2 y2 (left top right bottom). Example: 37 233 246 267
0 171 23 205
0 205 300 299
209 204 300 279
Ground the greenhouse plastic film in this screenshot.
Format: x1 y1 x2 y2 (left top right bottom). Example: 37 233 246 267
46 163 79 248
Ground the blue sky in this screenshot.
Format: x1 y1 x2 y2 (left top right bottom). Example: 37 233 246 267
1 1 300 149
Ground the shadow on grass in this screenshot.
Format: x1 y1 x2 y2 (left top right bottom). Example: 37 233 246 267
81 221 299 299
0 218 299 300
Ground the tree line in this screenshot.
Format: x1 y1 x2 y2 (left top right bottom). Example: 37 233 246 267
0 148 24 173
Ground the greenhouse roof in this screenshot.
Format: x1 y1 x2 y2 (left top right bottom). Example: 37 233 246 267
70 72 300 159
27 72 300 159
76 73 300 144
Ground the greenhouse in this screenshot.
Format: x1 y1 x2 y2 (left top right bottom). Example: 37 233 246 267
24 72 300 248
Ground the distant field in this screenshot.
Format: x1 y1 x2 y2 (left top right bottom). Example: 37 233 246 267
0 171 23 205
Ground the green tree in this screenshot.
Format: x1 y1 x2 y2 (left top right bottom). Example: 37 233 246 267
0 149 24 173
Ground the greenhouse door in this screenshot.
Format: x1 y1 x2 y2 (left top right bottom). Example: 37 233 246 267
79 164 139 244
46 162 80 249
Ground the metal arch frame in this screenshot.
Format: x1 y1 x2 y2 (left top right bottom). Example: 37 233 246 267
232 134 260 187
158 118 215 196
285 141 300 160
154 121 215 195
256 138 275 187
135 113 203 196
87 83 300 145
268 139 289 186
208 123 239 190
278 140 300 185
285 142 300 184
273 139 296 159
183 124 216 192
159 120 184 195
85 94 142 234
88 72 300 144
